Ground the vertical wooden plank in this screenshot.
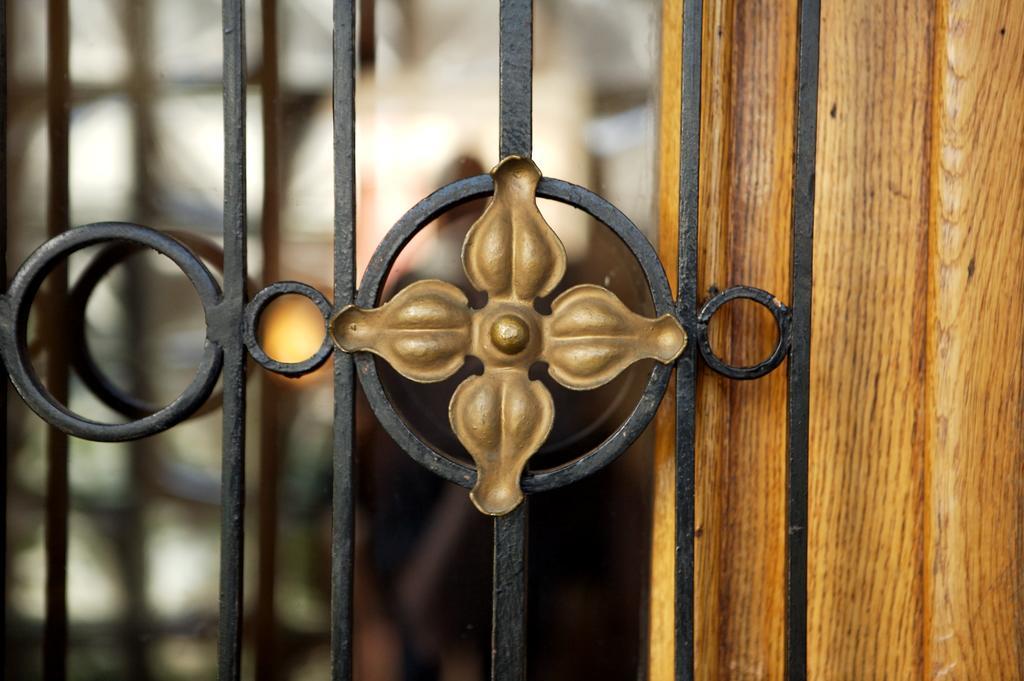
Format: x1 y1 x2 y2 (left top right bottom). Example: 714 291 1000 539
691 0 733 669
926 1 1024 678
807 0 933 677
692 1 799 677
713 0 796 677
652 1 797 679
649 2 681 678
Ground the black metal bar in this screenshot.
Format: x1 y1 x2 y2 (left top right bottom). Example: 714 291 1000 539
331 1 356 679
499 0 532 159
44 0 70 678
695 286 792 380
244 282 333 377
785 0 820 678
493 1 532 679
492 503 528 681
0 0 7 670
675 0 702 678
217 1 247 679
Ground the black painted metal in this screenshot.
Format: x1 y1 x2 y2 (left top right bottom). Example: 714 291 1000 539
696 286 792 381
675 0 702 678
499 0 532 160
217 1 248 679
0 0 7 665
0 0 823 676
494 6 532 674
786 0 820 678
495 2 531 675
331 1 357 679
65 232 235 419
0 224 224 441
243 281 333 377
352 175 675 495
496 3 532 672
493 502 528 681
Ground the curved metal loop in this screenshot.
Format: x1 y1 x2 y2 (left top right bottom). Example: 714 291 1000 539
66 230 241 419
0 222 224 442
695 285 791 380
243 281 333 377
350 170 678 498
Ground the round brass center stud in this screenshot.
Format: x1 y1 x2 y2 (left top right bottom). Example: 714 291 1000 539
490 314 531 355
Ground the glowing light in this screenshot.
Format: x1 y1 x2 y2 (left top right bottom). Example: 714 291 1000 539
260 295 327 366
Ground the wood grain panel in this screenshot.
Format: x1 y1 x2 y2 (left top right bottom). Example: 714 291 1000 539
650 1 797 678
692 0 734 675
648 2 681 678
653 0 1024 678
925 1 1024 678
710 0 796 677
807 0 934 677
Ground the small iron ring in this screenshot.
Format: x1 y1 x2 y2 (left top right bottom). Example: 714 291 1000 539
353 174 675 494
695 285 791 380
0 222 224 442
66 231 240 419
243 281 333 377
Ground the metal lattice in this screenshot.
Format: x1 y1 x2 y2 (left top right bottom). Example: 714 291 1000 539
0 0 821 679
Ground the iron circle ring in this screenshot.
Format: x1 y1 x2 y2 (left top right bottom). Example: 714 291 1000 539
353 174 676 494
0 222 224 442
695 285 791 380
66 231 240 419
243 281 333 377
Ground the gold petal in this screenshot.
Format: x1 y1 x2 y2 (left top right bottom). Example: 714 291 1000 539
330 280 473 383
543 284 687 390
449 369 553 515
462 156 567 302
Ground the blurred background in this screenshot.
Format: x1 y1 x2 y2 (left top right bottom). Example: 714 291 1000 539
3 0 663 679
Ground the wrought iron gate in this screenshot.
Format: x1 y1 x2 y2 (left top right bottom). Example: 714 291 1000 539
0 0 820 679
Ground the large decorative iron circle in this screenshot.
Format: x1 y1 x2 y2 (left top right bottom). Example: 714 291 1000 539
66 231 236 419
695 285 791 380
244 280 333 377
353 174 675 493
0 223 224 442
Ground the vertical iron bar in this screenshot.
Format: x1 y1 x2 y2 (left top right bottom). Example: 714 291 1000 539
785 0 819 679
0 0 6 663
43 0 70 678
255 0 281 678
331 1 356 679
0 0 7 671
218 1 247 680
675 0 701 679
494 2 532 679
492 502 528 681
498 0 532 159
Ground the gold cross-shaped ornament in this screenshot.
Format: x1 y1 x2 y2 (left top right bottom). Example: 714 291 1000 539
332 157 686 515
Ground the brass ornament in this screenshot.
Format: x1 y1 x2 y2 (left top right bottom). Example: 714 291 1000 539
332 156 687 515
332 280 472 383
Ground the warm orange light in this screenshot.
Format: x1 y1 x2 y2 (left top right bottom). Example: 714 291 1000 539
260 295 327 365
